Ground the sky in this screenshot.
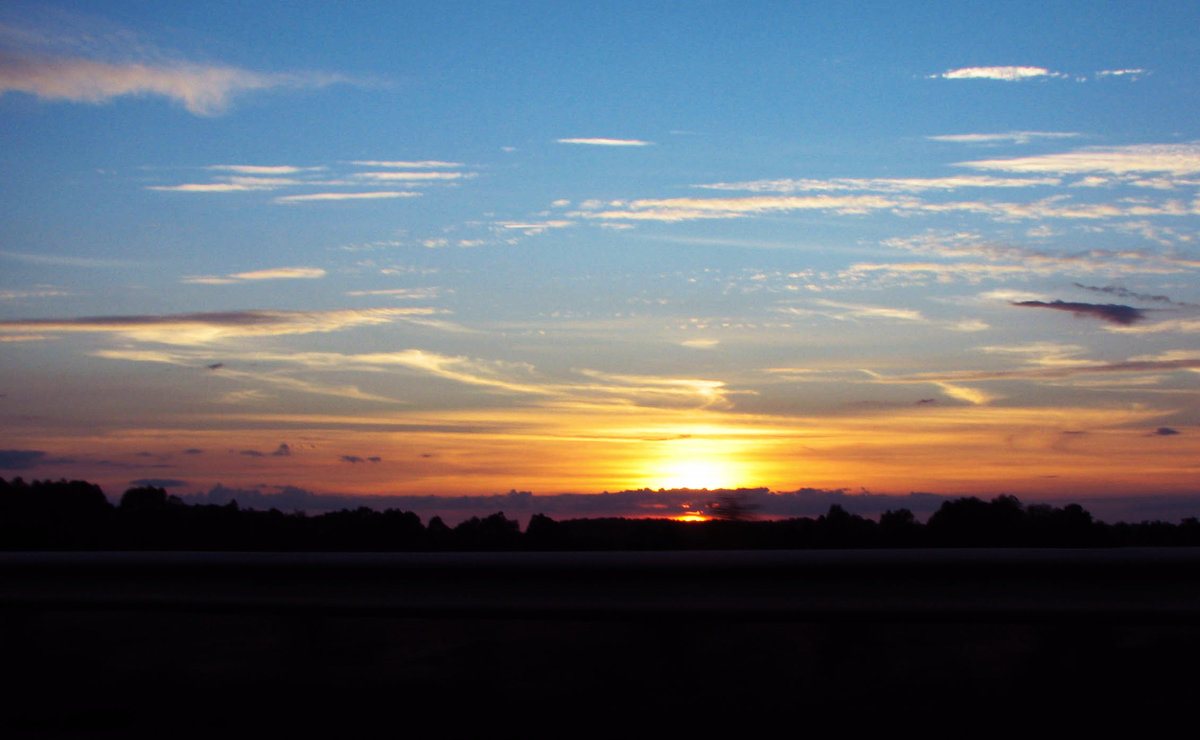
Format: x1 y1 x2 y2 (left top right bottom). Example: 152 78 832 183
2 1 1199 522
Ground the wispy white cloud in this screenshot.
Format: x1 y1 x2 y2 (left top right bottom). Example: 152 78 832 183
839 261 1040 285
888 356 1200 382
94 349 402 404
932 66 1066 81
182 266 326 285
91 343 739 412
779 300 925 324
494 219 574 235
0 250 135 268
349 160 463 168
0 50 346 115
1095 69 1148 79
975 342 1093 368
871 231 1200 281
960 143 1200 176
206 165 320 175
149 178 297 193
346 287 440 299
150 160 469 201
574 195 907 221
575 370 734 409
557 138 653 146
927 132 1082 145
902 195 1196 221
0 333 49 342
696 175 1059 194
572 191 1199 224
0 308 420 345
814 300 925 322
933 382 998 405
273 191 420 204
1107 318 1200 335
0 287 69 301
354 171 473 182
679 338 720 349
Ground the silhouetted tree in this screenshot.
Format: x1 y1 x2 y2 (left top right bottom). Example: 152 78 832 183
707 491 760 522
0 477 112 548
879 508 920 546
927 495 1026 546
119 486 180 511
525 513 562 549
453 511 520 550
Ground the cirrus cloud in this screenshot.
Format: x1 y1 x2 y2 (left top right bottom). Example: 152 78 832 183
273 191 420 204
932 66 1066 81
182 266 327 285
927 132 1082 145
960 143 1200 176
0 50 347 115
557 137 653 146
0 307 421 345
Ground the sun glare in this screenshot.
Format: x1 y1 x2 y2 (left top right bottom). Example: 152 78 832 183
654 458 737 490
639 435 752 491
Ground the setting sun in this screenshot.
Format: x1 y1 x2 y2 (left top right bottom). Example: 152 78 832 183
637 435 756 491
650 458 737 490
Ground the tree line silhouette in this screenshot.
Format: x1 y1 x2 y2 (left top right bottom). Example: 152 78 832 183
3 476 1199 550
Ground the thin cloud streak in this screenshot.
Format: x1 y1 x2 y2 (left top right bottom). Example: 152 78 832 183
274 191 420 203
93 344 737 411
572 193 1196 223
350 160 463 168
0 308 418 345
885 357 1200 383
1096 68 1148 79
206 165 319 175
149 182 271 193
961 143 1200 176
933 66 1066 81
0 50 347 115
182 267 326 284
354 171 473 182
0 250 135 268
696 175 1060 193
557 138 653 146
927 132 1082 145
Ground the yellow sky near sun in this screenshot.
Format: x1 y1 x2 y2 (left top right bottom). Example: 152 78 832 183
9 400 1194 501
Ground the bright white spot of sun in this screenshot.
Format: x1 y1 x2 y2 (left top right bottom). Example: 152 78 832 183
655 457 736 489
640 435 752 490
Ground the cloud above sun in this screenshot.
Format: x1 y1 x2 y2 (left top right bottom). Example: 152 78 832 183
0 308 421 345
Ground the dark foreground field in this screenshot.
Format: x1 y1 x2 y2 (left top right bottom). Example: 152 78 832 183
3 549 1200 736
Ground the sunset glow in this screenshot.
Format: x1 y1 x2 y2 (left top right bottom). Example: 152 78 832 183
3 3 1200 523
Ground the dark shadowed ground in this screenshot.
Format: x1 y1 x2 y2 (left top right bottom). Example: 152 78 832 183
3 550 1199 736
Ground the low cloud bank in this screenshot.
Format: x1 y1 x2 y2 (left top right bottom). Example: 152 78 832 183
173 485 1200 526
178 486 968 525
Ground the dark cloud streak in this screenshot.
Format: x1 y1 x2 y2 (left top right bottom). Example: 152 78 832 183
1012 300 1146 325
129 478 187 488
0 449 46 470
1073 283 1193 307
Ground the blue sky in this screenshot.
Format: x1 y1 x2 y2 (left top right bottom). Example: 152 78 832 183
2 1 1200 521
